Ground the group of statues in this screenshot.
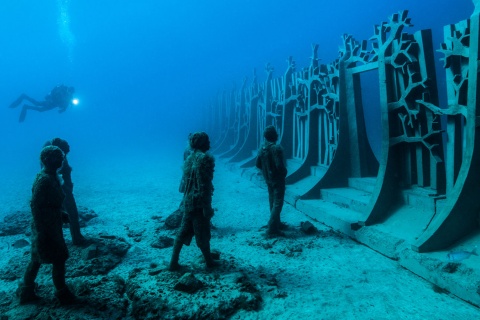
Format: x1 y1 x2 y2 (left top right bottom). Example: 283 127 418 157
15 126 288 305
17 138 85 305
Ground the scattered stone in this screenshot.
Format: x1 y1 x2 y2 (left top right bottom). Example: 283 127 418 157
174 272 204 293
127 228 145 242
287 245 303 254
0 291 13 307
128 290 167 320
151 236 174 249
0 211 30 236
67 236 131 277
0 253 29 281
262 242 273 250
265 276 278 287
238 276 259 294
300 221 318 234
81 244 99 260
125 259 262 319
74 279 93 296
99 234 117 240
442 262 460 274
64 276 128 318
164 209 183 230
148 267 164 276
78 206 98 225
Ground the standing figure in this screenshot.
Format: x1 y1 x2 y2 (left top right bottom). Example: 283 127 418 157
255 125 288 237
44 138 86 245
9 85 75 122
17 146 76 304
169 132 219 271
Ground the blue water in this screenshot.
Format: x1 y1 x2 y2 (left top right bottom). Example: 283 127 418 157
0 0 474 216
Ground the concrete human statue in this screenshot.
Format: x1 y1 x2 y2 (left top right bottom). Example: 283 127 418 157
44 137 87 246
169 131 220 271
17 146 76 305
256 125 288 237
9 84 75 122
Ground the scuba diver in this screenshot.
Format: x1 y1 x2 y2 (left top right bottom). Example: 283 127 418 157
9 85 76 122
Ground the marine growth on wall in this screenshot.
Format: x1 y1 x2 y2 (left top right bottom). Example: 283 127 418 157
206 8 480 253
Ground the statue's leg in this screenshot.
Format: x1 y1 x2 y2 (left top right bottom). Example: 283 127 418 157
267 184 285 235
17 259 41 304
52 261 76 304
194 215 218 269
64 193 86 245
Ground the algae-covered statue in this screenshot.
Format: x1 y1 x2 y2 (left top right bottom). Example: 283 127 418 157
256 125 288 237
17 145 76 305
44 137 87 245
169 132 220 271
9 85 75 122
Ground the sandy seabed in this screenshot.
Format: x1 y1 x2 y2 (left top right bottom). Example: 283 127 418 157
0 153 480 319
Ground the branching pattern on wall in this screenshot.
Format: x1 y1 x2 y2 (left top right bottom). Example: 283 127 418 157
207 8 480 252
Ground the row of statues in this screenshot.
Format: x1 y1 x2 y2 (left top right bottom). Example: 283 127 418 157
16 126 288 305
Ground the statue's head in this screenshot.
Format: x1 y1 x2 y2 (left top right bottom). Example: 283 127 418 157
264 125 278 142
189 132 210 152
40 146 64 171
50 137 70 155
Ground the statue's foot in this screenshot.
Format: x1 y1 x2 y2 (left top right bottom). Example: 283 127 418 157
17 283 41 305
56 286 77 305
72 235 88 246
205 260 221 271
263 230 286 239
168 261 183 271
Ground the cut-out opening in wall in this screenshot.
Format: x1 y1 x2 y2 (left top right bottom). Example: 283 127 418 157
359 69 381 162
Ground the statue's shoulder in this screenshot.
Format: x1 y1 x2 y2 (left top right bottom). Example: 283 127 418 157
196 152 215 168
32 172 55 191
272 143 283 150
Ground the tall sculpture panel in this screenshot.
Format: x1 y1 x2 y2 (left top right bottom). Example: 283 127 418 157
206 6 480 253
